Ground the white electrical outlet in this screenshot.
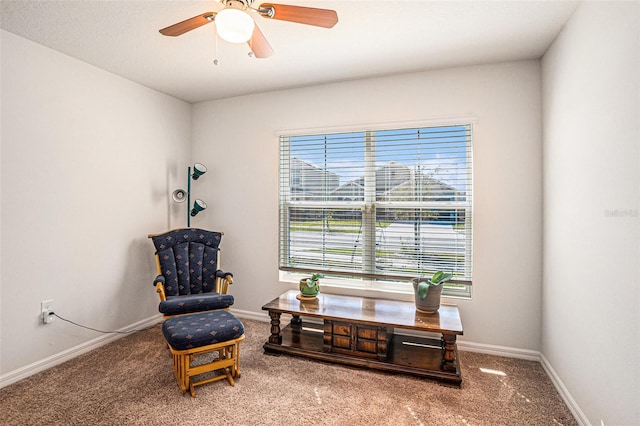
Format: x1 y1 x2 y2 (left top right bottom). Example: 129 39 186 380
41 300 55 324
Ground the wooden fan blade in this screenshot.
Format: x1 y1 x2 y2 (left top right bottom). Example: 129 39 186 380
248 24 274 58
259 3 338 28
159 12 216 36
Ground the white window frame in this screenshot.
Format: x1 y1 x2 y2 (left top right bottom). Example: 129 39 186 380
278 117 474 299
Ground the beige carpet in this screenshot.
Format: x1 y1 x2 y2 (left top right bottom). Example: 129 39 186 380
0 319 577 425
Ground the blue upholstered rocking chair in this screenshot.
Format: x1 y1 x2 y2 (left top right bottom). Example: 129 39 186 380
148 228 235 317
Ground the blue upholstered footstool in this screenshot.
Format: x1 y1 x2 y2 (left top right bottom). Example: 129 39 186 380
162 310 245 397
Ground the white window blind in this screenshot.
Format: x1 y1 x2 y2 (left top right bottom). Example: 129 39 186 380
279 124 473 287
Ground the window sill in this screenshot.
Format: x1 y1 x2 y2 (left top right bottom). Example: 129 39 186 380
279 271 471 302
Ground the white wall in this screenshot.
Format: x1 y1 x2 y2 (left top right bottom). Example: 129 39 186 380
542 2 639 425
192 60 543 351
0 31 191 377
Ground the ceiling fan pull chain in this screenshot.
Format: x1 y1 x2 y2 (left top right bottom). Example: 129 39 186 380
213 26 220 66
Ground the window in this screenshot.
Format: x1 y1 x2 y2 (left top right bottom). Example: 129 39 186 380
279 123 473 296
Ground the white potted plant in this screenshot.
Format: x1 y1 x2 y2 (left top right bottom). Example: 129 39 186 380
412 271 453 313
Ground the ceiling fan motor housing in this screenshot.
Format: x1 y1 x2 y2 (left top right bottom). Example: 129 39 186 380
224 0 252 11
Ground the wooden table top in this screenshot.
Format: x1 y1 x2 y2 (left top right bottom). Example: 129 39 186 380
262 290 463 335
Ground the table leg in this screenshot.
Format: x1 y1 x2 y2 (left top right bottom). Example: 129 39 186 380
268 311 283 344
290 314 302 344
291 314 302 329
441 333 457 372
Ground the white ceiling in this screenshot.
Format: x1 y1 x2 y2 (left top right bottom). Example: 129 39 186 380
1 0 580 103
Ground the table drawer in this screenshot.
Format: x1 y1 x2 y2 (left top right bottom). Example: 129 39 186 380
324 320 392 360
356 339 377 353
357 327 378 340
332 323 351 336
332 335 351 349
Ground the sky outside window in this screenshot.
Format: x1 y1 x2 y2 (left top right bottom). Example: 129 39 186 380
289 126 469 192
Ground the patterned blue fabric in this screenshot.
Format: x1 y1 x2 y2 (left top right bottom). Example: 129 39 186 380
151 229 222 297
159 293 234 315
162 310 245 350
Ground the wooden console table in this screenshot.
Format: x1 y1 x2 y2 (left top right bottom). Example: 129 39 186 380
261 290 464 385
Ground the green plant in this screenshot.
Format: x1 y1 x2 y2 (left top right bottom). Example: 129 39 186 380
416 271 453 299
305 273 324 287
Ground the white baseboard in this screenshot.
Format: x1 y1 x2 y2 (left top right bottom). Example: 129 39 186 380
1 308 586 426
233 308 542 360
540 353 590 426
0 314 163 389
233 308 583 425
0 310 265 389
457 340 541 361
231 308 271 322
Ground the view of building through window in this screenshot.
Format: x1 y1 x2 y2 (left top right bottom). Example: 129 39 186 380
279 124 473 290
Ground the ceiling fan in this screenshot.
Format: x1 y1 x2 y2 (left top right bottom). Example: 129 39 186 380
159 0 338 59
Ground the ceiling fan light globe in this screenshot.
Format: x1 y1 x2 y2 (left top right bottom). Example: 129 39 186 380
216 8 255 43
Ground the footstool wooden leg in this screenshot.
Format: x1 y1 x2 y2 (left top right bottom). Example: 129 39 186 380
226 367 235 386
162 311 245 397
173 353 189 394
235 342 242 378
